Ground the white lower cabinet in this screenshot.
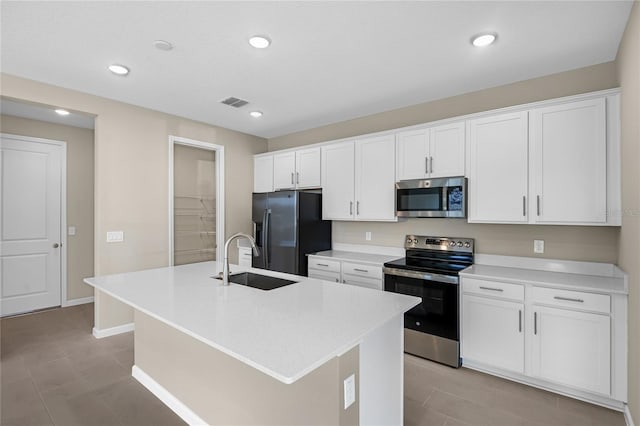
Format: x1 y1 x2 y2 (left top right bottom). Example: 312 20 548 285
462 295 524 374
461 276 622 404
307 255 383 291
530 305 610 395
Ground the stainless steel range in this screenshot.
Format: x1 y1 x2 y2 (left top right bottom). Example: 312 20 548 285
383 235 474 367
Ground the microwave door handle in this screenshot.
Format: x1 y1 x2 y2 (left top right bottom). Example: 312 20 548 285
442 187 448 211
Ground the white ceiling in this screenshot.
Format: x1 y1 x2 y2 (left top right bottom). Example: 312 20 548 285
1 98 95 129
0 1 633 139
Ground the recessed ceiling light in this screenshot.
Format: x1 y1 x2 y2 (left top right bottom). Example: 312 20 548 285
54 109 70 116
249 111 263 118
108 64 130 76
249 36 271 49
153 40 173 51
472 33 497 47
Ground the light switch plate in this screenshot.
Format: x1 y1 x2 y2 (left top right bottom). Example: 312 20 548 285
534 239 544 254
107 231 124 243
365 231 372 241
343 374 355 409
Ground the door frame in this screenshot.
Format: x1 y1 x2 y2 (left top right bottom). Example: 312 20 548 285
0 133 67 308
168 136 225 266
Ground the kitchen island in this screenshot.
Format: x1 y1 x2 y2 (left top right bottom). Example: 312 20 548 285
84 261 419 425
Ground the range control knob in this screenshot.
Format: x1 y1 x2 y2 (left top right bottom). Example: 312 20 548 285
464 242 471 248
449 241 456 247
457 242 463 247
413 239 418 244
416 321 421 326
406 238 413 244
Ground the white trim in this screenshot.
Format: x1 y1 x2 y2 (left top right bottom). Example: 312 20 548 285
0 133 68 313
168 136 225 267
625 405 635 426
62 296 94 307
132 365 208 426
92 322 134 339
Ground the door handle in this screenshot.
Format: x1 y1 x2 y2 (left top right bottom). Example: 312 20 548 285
479 286 503 292
537 195 541 216
291 173 294 185
430 156 433 174
356 201 360 215
296 172 299 184
534 312 538 335
518 310 522 333
425 157 429 174
522 196 526 217
350 201 353 215
53 243 60 248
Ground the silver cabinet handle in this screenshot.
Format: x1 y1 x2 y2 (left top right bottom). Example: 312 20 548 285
430 156 433 174
354 268 368 273
53 243 60 248
356 201 360 215
425 157 429 174
296 172 299 184
316 263 329 267
554 296 584 303
479 286 504 292
522 196 526 217
349 201 353 215
534 312 538 335
537 195 541 216
291 173 294 185
335 278 339 282
518 310 522 333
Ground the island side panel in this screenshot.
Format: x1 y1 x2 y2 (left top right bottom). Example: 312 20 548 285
133 310 359 425
359 314 404 425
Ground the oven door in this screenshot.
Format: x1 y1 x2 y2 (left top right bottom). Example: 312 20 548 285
383 268 459 341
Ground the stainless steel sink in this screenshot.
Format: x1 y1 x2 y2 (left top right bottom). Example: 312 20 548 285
214 272 297 291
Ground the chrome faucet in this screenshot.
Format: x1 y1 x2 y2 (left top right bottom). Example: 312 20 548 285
221 232 260 286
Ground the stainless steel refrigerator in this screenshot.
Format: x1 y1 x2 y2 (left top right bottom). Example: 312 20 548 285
252 191 331 276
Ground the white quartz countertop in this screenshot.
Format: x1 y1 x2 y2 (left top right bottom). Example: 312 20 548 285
309 250 400 266
84 262 419 384
460 264 627 295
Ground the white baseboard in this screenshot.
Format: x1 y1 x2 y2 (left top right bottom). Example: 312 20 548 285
92 323 134 339
62 296 94 307
625 405 635 426
132 365 207 426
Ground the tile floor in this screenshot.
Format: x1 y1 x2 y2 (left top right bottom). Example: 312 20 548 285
0 304 626 426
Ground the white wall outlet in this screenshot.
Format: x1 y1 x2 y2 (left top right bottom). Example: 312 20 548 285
534 239 544 254
365 231 372 241
343 374 356 409
107 231 124 243
68 226 76 236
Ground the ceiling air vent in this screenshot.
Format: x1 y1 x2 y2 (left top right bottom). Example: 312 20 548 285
220 97 249 108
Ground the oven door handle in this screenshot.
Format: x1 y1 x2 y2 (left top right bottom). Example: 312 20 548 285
383 267 459 285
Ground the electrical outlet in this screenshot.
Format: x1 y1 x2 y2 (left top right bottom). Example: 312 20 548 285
107 231 124 243
365 231 372 241
68 226 76 236
343 374 355 409
534 239 544 254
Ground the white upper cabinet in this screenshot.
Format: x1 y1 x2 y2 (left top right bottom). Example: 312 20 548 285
355 134 396 221
322 135 396 221
396 121 465 181
254 155 274 193
530 98 607 224
467 111 529 223
321 141 355 220
273 147 321 190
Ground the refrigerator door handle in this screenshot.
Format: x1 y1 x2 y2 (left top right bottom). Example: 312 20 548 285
263 209 271 268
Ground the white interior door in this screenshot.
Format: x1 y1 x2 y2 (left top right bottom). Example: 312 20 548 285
1 134 63 316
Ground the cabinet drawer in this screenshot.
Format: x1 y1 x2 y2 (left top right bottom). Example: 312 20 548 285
530 287 610 314
343 276 383 291
308 257 341 273
463 278 524 301
308 270 341 283
342 262 382 279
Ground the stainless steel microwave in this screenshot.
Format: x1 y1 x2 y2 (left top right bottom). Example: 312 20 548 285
396 177 467 218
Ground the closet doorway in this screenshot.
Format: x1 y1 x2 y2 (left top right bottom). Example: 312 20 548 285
169 136 224 266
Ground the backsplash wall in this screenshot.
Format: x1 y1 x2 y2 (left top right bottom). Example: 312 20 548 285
332 220 619 264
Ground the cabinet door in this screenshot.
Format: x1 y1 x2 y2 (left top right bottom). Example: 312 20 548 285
429 121 465 178
467 111 529 223
530 98 607 224
321 141 355 220
396 128 429 181
462 295 524 374
254 155 274 193
355 135 396 221
273 152 296 190
295 147 321 189
530 306 610 395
